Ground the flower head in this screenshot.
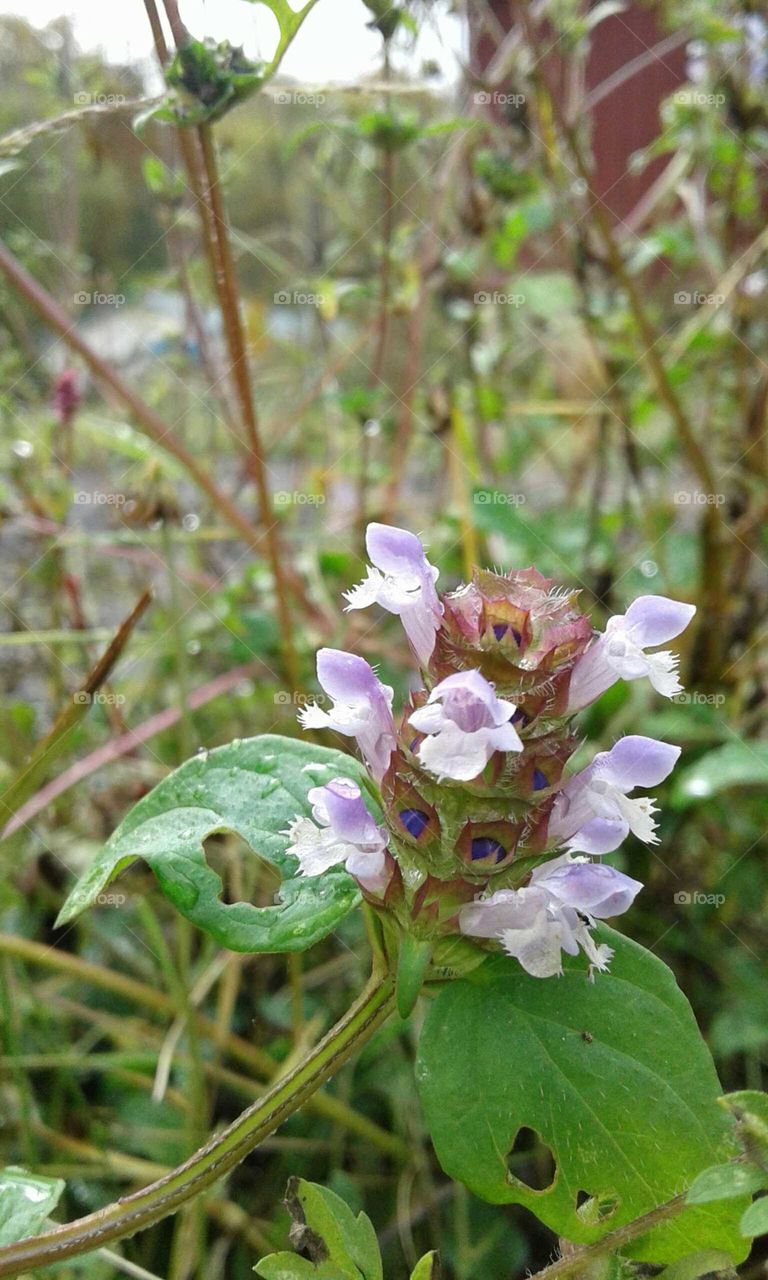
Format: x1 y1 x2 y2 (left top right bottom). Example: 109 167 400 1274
568 595 696 711
459 855 642 978
284 777 390 894
409 670 522 782
298 648 396 783
549 735 680 854
286 525 688 983
344 523 443 668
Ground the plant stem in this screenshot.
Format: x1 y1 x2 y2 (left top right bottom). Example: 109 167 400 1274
527 1193 687 1280
194 122 298 689
0 967 396 1276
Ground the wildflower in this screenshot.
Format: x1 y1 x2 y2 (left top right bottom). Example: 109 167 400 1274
567 595 696 710
344 522 443 667
549 735 680 855
459 855 642 978
408 670 522 782
298 648 396 783
284 777 390 893
289 524 687 983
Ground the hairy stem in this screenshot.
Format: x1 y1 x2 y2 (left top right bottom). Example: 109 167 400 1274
0 968 396 1276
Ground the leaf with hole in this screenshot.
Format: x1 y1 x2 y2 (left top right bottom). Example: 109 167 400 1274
56 735 366 953
416 930 748 1262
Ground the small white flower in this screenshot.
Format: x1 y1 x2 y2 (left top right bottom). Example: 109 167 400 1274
549 735 680 855
568 595 696 711
459 855 641 979
409 669 522 782
284 778 390 894
344 523 443 668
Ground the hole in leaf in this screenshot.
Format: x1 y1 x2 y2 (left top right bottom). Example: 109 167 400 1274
507 1126 556 1192
575 1190 620 1225
202 832 280 905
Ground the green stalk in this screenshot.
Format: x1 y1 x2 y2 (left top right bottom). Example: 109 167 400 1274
0 967 395 1277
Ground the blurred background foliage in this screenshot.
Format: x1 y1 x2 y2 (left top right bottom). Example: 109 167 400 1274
0 0 767 1275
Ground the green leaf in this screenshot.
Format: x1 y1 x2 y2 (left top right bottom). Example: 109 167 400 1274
0 1167 65 1246
415 931 748 1263
672 742 768 807
740 1196 768 1238
57 735 365 953
245 0 319 75
686 1162 767 1204
254 1178 382 1280
410 1252 440 1280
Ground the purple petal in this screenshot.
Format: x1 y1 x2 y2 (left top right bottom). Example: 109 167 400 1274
597 735 681 790
538 860 642 918
623 596 696 647
565 815 628 855
459 887 545 938
308 778 383 846
566 638 618 712
316 648 382 702
366 523 432 576
431 669 515 731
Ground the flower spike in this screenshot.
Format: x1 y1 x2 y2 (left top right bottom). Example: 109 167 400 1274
286 527 689 982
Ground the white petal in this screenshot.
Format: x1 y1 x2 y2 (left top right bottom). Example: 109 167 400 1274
416 721 493 781
343 567 385 611
284 817 353 876
645 650 684 697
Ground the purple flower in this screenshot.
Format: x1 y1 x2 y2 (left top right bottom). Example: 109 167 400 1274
567 595 696 711
344 523 443 668
459 854 642 978
549 735 680 854
409 669 523 782
284 777 390 894
298 648 396 783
